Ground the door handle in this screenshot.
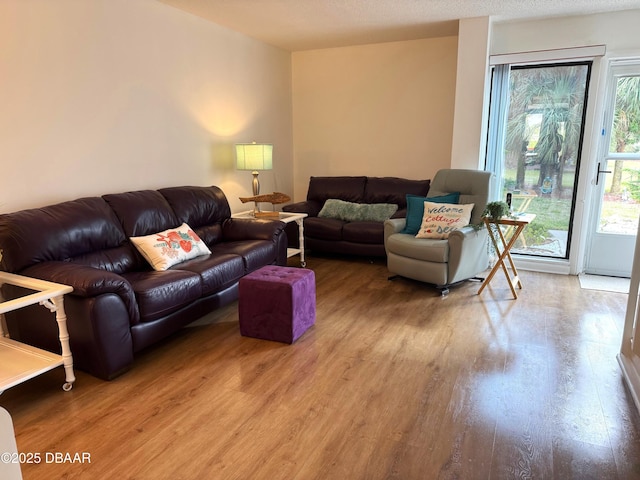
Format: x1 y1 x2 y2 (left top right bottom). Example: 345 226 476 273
596 162 612 185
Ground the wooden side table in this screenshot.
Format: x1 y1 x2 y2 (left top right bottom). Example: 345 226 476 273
0 272 75 393
477 214 536 299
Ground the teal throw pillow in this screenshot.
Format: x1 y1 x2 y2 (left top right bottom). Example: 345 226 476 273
318 199 398 222
401 192 461 235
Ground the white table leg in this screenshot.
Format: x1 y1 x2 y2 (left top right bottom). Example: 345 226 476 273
42 296 75 391
296 218 306 267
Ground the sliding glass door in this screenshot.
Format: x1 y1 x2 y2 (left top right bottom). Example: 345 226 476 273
486 62 592 259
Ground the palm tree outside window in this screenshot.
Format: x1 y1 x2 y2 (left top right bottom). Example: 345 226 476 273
486 62 592 259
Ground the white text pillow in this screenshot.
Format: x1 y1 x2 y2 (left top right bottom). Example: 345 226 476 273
131 223 211 271
415 202 475 239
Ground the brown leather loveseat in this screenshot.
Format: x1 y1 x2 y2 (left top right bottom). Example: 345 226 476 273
0 186 287 380
283 176 431 257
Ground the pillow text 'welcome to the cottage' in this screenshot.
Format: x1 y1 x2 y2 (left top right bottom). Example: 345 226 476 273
415 202 474 239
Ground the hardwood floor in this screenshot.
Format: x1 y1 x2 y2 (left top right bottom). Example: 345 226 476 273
2 255 639 479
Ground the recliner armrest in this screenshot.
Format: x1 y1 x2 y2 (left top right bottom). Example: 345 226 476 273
384 218 407 245
448 225 483 240
447 226 490 284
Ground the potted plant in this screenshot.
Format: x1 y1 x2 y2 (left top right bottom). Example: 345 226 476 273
480 201 512 263
482 201 511 222
469 201 511 231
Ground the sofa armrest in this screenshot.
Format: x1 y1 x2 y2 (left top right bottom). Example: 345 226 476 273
19 261 140 323
447 226 490 284
221 218 286 242
282 200 322 217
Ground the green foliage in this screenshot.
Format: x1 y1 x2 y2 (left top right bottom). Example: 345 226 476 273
611 76 640 153
522 222 548 246
622 167 640 202
482 201 511 220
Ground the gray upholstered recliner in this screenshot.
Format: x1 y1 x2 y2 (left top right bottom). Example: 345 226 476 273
384 169 492 295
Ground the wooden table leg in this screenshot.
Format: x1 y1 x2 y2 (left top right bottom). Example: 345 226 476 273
477 220 527 299
477 221 506 295
495 224 525 298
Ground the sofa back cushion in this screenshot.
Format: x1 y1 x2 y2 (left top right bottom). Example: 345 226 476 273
0 197 128 273
103 190 179 237
158 186 230 246
363 177 431 208
307 176 367 204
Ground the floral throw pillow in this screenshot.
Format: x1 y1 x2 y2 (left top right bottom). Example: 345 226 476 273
130 223 211 271
415 202 474 239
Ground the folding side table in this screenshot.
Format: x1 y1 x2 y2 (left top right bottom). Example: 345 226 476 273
477 213 536 299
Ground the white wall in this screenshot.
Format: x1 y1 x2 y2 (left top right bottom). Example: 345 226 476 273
291 37 457 201
450 17 491 171
491 9 640 57
0 0 292 213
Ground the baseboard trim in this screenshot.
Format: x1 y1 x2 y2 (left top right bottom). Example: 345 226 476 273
510 256 571 275
618 353 640 416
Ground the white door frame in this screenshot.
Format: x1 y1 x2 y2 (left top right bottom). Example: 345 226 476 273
583 57 640 277
486 47 608 276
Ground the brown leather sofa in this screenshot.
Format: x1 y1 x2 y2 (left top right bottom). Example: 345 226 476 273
282 176 431 257
0 186 287 380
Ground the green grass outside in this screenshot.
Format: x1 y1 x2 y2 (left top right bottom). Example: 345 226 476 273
503 169 573 240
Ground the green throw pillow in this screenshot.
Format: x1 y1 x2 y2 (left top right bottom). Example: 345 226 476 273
401 192 460 235
318 199 398 222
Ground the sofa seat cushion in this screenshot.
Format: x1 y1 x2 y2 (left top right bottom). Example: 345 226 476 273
213 240 279 273
385 234 449 263
342 222 384 245
122 270 203 322
304 217 344 241
174 253 245 296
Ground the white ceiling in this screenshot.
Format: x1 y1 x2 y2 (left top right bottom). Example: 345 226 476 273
157 0 640 51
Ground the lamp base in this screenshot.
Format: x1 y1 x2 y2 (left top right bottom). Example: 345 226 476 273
252 172 260 214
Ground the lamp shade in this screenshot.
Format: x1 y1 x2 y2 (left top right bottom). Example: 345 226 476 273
236 143 273 171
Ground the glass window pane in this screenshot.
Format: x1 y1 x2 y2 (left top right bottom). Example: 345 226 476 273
608 76 640 155
500 63 591 259
598 159 640 234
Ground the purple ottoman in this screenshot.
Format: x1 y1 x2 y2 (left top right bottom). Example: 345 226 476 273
238 265 316 344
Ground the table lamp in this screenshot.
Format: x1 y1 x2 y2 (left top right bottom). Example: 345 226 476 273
235 142 273 214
